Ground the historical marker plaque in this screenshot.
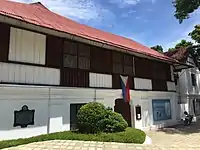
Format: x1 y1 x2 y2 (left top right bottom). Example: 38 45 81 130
13 105 35 128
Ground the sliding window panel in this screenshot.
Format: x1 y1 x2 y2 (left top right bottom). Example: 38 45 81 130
63 41 78 55
91 47 111 73
78 43 90 70
9 27 46 64
135 57 153 78
134 78 152 90
89 73 112 88
63 54 77 68
0 62 60 85
123 55 133 75
112 74 133 89
61 68 89 87
0 23 10 61
46 35 63 68
78 57 90 70
152 79 167 91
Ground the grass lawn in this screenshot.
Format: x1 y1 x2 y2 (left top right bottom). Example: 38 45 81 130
0 128 145 149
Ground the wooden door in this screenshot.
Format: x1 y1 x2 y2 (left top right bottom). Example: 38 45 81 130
114 99 132 127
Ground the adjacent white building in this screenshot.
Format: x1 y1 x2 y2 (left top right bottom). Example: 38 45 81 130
165 47 200 121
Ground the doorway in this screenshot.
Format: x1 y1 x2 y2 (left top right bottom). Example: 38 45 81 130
70 103 86 130
114 99 132 127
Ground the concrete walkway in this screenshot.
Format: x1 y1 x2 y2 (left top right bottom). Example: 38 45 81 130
3 139 200 150
3 123 200 150
146 122 200 147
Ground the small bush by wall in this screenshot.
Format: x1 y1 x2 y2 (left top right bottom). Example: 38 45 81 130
77 102 128 133
77 102 107 133
98 111 128 133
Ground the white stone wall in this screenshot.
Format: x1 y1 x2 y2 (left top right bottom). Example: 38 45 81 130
0 85 121 140
0 84 178 140
0 86 49 140
130 90 178 130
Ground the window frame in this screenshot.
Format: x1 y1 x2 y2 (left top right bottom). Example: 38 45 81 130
78 43 91 70
193 99 200 116
112 52 134 75
63 41 91 70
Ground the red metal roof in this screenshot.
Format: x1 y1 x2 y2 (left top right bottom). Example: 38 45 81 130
1 0 173 62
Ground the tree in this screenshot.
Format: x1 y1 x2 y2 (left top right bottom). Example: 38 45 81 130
189 25 200 43
173 0 200 23
151 45 163 53
168 40 193 51
175 40 193 49
168 48 176 51
188 45 200 69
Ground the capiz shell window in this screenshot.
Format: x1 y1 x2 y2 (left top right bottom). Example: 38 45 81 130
152 99 171 121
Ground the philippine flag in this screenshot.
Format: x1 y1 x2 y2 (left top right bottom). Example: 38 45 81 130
120 75 130 103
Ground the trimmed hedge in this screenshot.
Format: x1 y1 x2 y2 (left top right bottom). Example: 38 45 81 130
77 102 128 133
0 128 146 149
98 111 128 133
77 102 107 133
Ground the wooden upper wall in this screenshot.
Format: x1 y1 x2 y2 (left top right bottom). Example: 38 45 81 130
0 22 174 91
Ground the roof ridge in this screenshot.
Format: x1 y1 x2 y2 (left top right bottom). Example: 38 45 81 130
29 2 49 10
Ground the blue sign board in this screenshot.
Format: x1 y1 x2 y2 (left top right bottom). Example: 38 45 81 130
152 99 171 121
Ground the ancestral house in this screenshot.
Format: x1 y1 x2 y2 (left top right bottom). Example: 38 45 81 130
0 0 185 140
165 46 200 122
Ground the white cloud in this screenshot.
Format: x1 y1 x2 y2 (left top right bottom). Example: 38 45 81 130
123 0 141 5
121 10 137 18
109 0 140 7
151 0 156 4
11 0 115 22
109 0 157 7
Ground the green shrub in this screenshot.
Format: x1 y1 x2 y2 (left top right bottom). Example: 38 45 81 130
77 102 128 133
77 102 107 133
98 111 128 133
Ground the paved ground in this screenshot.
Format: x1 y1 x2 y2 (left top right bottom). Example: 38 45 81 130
3 139 200 150
147 124 200 147
3 122 200 150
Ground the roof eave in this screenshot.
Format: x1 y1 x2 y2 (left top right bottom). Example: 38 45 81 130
173 62 193 72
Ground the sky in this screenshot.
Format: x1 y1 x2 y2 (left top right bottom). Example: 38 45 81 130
12 0 200 51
